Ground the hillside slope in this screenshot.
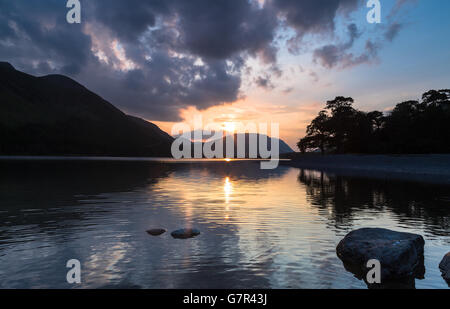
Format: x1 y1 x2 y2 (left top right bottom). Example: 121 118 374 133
0 62 173 157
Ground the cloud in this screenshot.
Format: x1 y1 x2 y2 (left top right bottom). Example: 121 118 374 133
309 71 319 83
389 0 418 19
282 87 294 94
0 0 407 121
270 0 359 35
90 0 279 61
341 40 380 68
255 76 275 90
0 0 92 75
312 23 378 69
76 52 243 121
383 0 416 43
384 22 403 42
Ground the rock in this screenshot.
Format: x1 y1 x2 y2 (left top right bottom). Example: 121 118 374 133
146 228 166 236
439 252 450 285
171 228 200 239
336 228 425 284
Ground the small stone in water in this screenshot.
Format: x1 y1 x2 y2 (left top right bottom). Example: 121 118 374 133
146 229 166 236
171 228 201 239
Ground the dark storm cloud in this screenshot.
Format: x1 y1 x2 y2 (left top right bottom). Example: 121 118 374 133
86 0 278 61
0 0 403 121
76 52 243 121
0 0 92 75
270 0 359 34
174 0 278 60
91 0 165 42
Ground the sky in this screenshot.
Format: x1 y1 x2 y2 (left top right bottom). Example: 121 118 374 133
0 0 449 149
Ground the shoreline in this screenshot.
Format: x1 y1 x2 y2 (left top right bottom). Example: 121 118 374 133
0 155 290 163
2 154 450 184
281 154 450 184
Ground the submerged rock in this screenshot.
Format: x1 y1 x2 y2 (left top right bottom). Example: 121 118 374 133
439 252 450 285
146 229 166 236
171 228 200 239
336 228 425 286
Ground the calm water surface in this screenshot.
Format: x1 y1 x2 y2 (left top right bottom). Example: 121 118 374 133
0 159 449 289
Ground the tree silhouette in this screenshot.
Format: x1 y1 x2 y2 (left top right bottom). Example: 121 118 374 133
367 111 384 131
298 90 450 154
298 110 330 154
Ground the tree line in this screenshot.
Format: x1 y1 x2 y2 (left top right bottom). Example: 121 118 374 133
298 89 450 154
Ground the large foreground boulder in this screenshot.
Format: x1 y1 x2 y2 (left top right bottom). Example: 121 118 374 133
171 228 200 239
336 228 425 286
439 252 450 285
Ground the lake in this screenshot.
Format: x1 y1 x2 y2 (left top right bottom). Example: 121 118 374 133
0 159 448 289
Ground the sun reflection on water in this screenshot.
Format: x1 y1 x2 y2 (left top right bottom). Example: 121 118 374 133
224 177 233 219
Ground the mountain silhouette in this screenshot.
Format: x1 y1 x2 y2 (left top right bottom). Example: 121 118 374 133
175 131 294 158
0 62 173 157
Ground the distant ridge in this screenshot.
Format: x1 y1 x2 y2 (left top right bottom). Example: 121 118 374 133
0 62 173 157
174 131 294 158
